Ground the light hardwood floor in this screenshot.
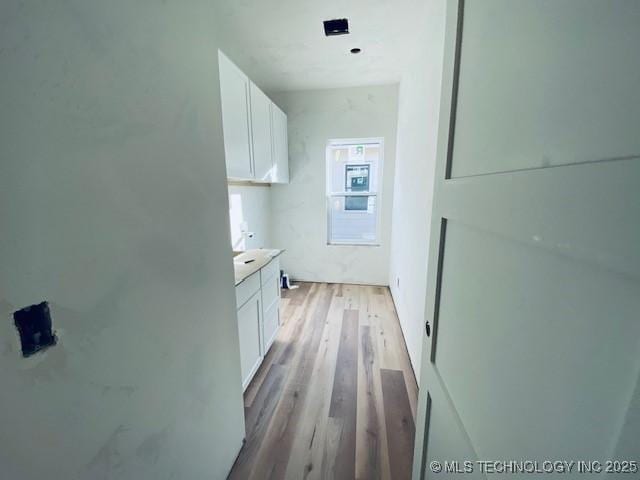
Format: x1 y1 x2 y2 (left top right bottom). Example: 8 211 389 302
228 282 418 480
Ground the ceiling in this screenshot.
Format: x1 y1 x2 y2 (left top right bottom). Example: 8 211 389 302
214 0 427 93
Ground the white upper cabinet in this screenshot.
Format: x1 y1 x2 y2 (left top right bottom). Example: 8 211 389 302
270 103 289 184
218 50 288 184
218 51 253 179
249 82 274 182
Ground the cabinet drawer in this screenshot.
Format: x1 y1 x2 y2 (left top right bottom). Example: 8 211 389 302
261 271 280 311
236 271 261 309
261 257 280 286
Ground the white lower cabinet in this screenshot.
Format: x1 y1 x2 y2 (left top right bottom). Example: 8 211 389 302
235 257 281 390
261 266 280 353
236 290 262 391
262 300 279 354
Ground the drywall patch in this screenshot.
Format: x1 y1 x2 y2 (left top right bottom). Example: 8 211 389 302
13 301 58 357
135 426 170 464
85 425 129 476
100 384 137 397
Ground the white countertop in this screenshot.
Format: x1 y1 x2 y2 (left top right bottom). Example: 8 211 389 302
233 249 283 286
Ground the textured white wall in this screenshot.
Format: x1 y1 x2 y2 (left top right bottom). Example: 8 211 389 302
0 2 245 479
271 85 398 285
228 184 272 251
388 0 447 382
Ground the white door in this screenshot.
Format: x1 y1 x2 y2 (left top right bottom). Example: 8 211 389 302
270 103 289 183
249 82 273 182
218 51 253 179
413 1 640 478
237 291 262 390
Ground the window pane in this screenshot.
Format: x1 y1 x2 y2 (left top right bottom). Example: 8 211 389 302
345 165 370 192
328 144 379 193
329 195 377 244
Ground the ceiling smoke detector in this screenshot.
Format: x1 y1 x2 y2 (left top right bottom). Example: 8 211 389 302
323 18 349 36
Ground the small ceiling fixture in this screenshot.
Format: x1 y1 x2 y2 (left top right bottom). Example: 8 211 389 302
350 48 362 54
324 18 349 36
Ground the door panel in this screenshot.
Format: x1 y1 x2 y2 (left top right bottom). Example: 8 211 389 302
237 292 262 390
435 220 640 460
439 160 640 280
250 82 274 182
451 0 640 178
262 299 279 353
414 1 640 478
271 103 289 183
423 390 482 480
218 51 253 179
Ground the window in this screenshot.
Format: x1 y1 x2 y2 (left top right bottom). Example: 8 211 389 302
326 138 383 245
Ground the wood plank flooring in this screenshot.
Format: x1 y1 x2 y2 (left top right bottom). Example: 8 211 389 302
228 282 418 480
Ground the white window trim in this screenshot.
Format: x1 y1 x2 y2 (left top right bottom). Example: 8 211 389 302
325 137 384 246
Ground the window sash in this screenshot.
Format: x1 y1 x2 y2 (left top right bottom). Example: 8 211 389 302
326 193 380 246
326 137 384 246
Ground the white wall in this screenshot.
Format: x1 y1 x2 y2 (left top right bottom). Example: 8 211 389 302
271 85 398 285
388 0 447 381
228 184 272 251
0 2 245 479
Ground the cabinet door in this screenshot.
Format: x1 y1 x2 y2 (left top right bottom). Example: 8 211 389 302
236 291 262 390
262 299 280 354
218 51 253 179
249 82 273 182
270 103 289 183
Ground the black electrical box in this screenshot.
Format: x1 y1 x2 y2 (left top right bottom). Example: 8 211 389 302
13 301 57 357
324 18 349 36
